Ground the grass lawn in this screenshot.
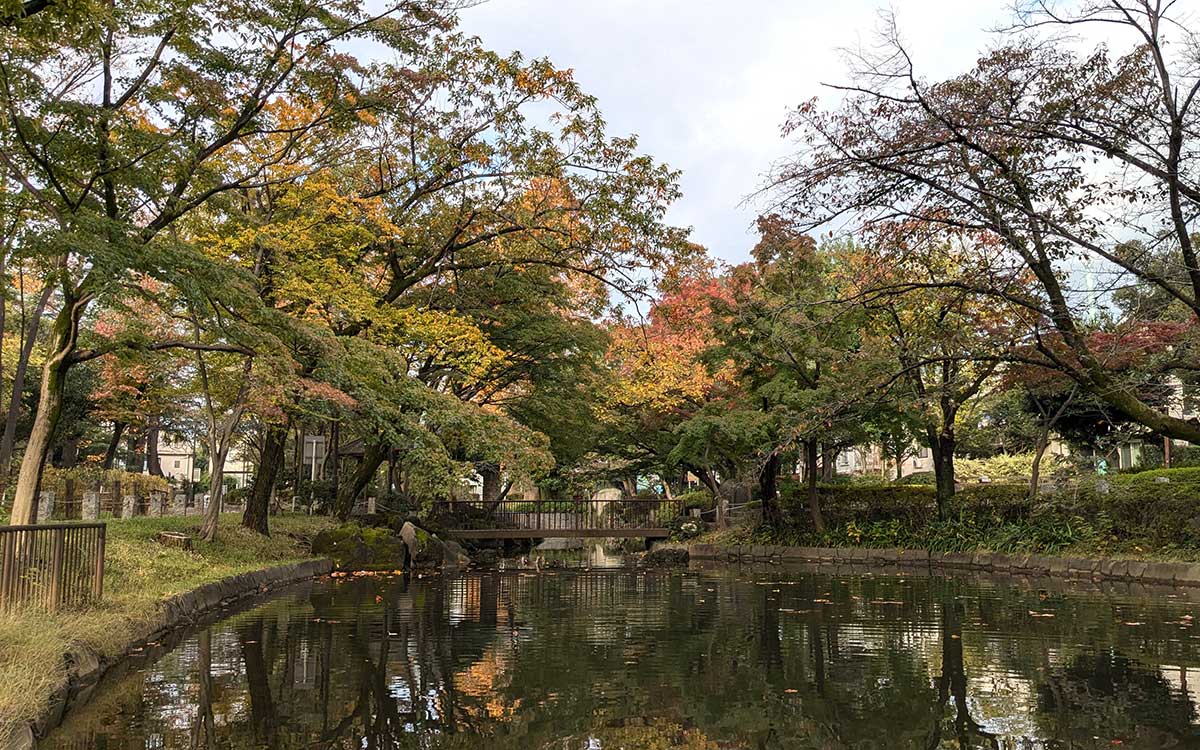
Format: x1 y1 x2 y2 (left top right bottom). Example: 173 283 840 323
0 512 334 741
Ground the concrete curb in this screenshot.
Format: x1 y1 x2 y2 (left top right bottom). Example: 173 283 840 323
687 543 1200 586
5 558 333 750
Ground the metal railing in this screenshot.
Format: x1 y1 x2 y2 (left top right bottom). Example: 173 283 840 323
0 523 106 611
432 498 684 535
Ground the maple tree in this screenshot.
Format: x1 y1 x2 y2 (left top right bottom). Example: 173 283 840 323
846 231 1027 513
769 1 1200 448
598 256 739 503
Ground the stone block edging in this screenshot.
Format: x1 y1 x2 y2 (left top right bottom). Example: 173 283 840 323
687 543 1200 586
7 558 334 750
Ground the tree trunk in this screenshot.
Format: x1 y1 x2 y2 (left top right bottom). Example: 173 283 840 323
928 426 956 517
804 440 826 533
334 442 387 521
199 438 230 542
0 284 53 489
102 421 126 470
146 416 163 476
759 451 782 527
479 462 512 513
820 445 836 481
329 418 340 501
1029 431 1050 501
8 297 81 525
293 425 304 491
128 429 146 474
694 466 720 498
244 422 287 535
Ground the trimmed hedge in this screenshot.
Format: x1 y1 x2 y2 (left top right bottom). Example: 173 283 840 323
769 477 1200 555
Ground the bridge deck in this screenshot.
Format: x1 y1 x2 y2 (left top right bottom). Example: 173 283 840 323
445 528 670 540
432 498 684 540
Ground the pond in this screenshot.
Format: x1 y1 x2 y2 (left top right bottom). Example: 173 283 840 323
37 561 1200 749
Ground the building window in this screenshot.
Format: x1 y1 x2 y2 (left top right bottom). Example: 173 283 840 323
174 460 181 469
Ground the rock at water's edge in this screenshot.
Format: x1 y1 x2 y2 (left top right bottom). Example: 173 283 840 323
643 545 690 566
311 524 406 571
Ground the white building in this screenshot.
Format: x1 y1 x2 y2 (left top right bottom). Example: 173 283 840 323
155 437 255 489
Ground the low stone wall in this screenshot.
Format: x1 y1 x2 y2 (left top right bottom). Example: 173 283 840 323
4 558 333 750
686 543 1200 586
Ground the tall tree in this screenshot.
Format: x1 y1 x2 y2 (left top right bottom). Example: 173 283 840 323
849 235 1022 513
769 3 1200 446
0 0 456 524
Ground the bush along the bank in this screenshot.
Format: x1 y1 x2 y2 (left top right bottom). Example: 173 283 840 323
752 478 1200 559
669 516 703 542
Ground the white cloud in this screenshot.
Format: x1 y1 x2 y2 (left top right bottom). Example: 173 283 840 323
457 1 1128 263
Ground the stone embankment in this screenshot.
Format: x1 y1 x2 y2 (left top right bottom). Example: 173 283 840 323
687 543 1200 586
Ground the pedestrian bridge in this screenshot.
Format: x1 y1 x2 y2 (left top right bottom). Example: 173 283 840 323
432 498 686 539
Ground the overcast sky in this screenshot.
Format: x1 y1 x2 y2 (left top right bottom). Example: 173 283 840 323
454 1 1078 264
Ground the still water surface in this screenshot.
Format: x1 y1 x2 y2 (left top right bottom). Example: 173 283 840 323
38 560 1200 749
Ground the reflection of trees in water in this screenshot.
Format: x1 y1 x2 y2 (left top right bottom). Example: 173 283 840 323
40 571 1200 750
1036 652 1200 746
926 599 998 750
190 629 216 750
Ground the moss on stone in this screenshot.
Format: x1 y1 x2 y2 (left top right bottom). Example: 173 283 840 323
311 524 406 571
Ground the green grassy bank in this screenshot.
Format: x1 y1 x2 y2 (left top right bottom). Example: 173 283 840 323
0 513 334 742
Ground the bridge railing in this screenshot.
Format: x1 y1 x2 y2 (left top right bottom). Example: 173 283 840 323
431 498 684 534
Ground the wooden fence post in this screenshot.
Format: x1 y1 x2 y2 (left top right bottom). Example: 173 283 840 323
93 524 106 602
48 526 65 610
0 531 13 610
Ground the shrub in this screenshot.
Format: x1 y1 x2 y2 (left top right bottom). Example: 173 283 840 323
1169 446 1200 468
41 466 170 496
669 516 703 542
820 473 892 487
955 452 1074 482
780 482 936 527
675 489 714 509
898 471 936 485
1093 481 1200 549
223 486 248 506
951 484 1033 521
1111 466 1200 485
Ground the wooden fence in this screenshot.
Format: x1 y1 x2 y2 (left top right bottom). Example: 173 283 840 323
0 523 106 611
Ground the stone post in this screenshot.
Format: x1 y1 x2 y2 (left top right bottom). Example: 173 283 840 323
122 494 136 518
82 491 100 521
36 491 54 522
